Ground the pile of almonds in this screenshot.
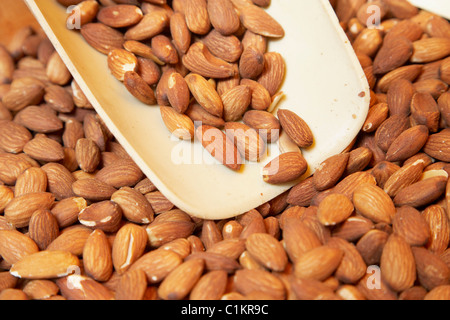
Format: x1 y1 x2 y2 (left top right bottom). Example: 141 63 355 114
0 0 449 300
66 0 314 182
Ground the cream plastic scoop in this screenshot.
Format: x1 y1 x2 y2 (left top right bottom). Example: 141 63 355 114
24 0 370 220
408 0 450 20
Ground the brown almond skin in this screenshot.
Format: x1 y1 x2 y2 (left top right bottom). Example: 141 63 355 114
123 71 157 105
412 247 450 291
393 176 447 208
380 234 417 292
243 110 280 142
263 152 307 185
245 233 287 271
97 5 143 28
277 109 314 148
385 125 429 162
393 206 430 247
207 0 240 36
80 23 124 55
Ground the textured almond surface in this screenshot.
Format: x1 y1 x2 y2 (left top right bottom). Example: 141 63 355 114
0 0 449 301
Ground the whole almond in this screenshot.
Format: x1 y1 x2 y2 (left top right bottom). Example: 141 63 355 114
107 49 138 82
380 234 416 292
28 209 60 251
195 125 242 171
57 274 113 300
115 269 148 300
353 183 396 224
424 128 450 162
410 92 440 133
2 77 45 112
372 36 413 75
182 42 236 79
386 78 415 117
282 217 321 262
22 279 60 300
46 51 72 86
51 196 87 228
23 134 64 163
158 258 204 300
78 200 123 233
243 110 280 142
239 4 284 38
47 225 92 256
66 0 99 27
393 176 447 208
145 191 175 214
129 249 182 284
207 0 240 36
4 192 55 228
190 270 228 300
166 71 190 114
160 106 195 140
262 152 307 184
10 250 81 280
377 64 423 93
410 38 450 63
75 138 101 173
44 85 75 113
294 246 344 281
257 51 285 96
245 233 287 271
72 178 117 201
80 23 124 55
233 269 285 300
383 158 425 197
412 247 450 291
124 10 168 41
184 0 211 35
423 204 450 255
14 105 63 133
185 73 223 117
41 163 76 200
221 85 251 122
0 186 14 214
317 193 354 226
97 4 143 28
170 12 191 54
111 187 154 224
385 125 429 162
0 121 32 154
392 206 430 246
224 122 266 162
240 78 271 111
356 229 389 266
112 223 148 275
0 230 39 266
96 159 143 188
146 220 196 248
83 229 113 282
277 109 314 148
327 237 366 284
123 70 157 105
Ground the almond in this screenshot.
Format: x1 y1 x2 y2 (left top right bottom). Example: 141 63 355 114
46 51 72 86
411 38 450 63
10 250 81 280
383 158 425 197
386 78 415 117
207 0 240 36
111 187 154 224
380 234 416 292
4 192 55 228
356 229 389 266
47 225 92 256
170 12 191 54
160 106 195 140
245 233 287 271
257 52 285 96
23 134 64 163
233 269 285 300
282 217 321 262
189 270 228 300
107 48 138 82
158 258 204 300
239 4 284 38
240 78 271 111
224 122 266 162
151 35 179 65
78 200 123 233
262 152 307 184
277 109 314 148
22 279 60 300
195 125 242 171
185 73 223 117
83 229 113 282
0 121 32 154
392 206 430 246
182 42 236 79
124 10 168 41
115 269 147 300
353 183 396 224
166 71 190 113
184 0 211 35
423 204 450 255
129 248 182 284
56 274 113 300
377 64 423 93
28 209 59 251
14 105 63 133
44 84 74 113
424 128 450 162
2 77 45 112
385 125 429 162
66 0 99 27
410 92 440 133
96 159 143 188
317 193 354 226
372 36 413 75
145 191 175 214
393 176 447 208
412 247 450 291
221 85 251 122
242 109 280 142
112 223 148 275
294 246 344 281
51 196 87 228
362 102 389 133
75 138 100 173
185 102 225 128
146 220 196 248
41 163 76 200
97 4 143 28
239 45 264 79
0 230 39 266
72 178 117 202
123 70 157 105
